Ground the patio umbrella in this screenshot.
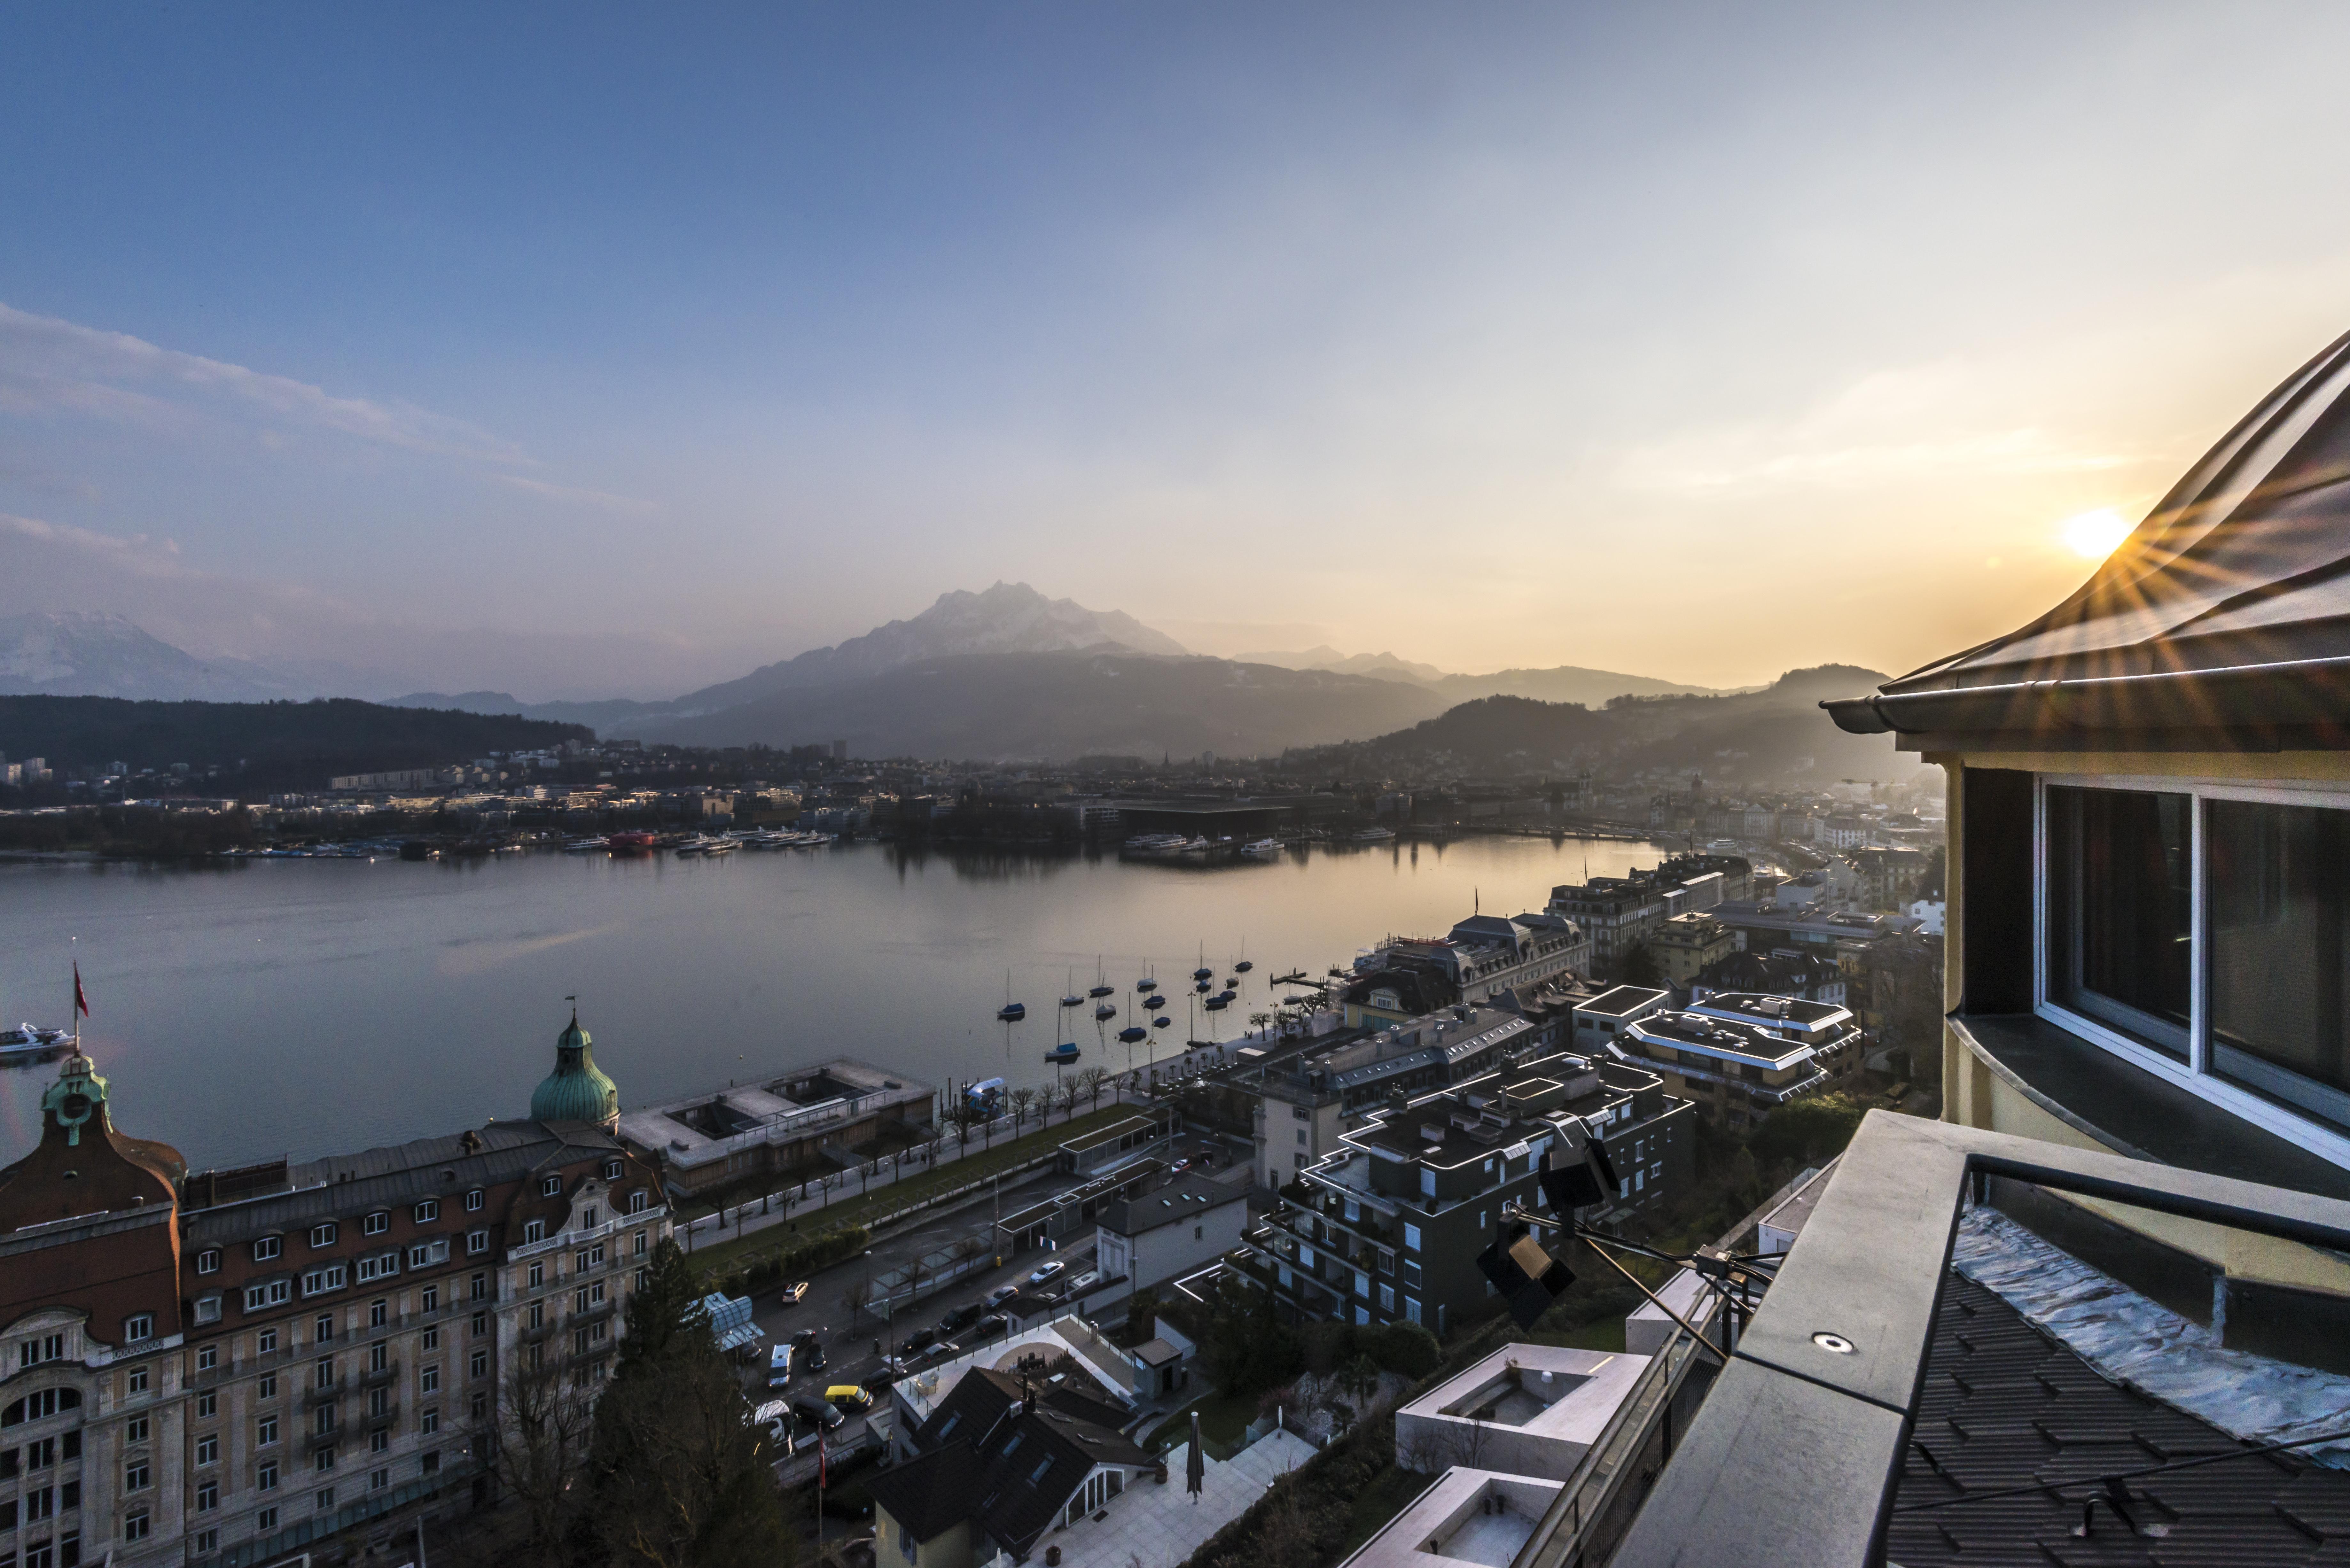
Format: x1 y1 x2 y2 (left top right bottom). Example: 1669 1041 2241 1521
1187 1409 1204 1501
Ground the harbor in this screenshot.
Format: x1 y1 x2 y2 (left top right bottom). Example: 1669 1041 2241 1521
0 829 1670 1168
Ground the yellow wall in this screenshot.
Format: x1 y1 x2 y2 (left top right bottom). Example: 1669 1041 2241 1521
876 1506 974 1568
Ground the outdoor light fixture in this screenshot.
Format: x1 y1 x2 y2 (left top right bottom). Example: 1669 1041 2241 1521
1538 1120 1620 1213
1477 1225 1576 1330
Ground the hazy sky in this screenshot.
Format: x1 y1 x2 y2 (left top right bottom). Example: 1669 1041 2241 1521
6 4 2350 698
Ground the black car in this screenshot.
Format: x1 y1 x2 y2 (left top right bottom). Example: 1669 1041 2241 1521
789 1328 824 1351
861 1366 904 1394
900 1327 938 1355
934 1302 982 1335
794 1341 826 1373
971 1312 1010 1340
790 1397 845 1432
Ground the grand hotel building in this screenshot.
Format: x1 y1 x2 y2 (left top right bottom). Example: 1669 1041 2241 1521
0 1014 669 1568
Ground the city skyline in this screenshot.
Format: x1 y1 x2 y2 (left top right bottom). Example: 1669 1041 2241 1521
8 5 2350 696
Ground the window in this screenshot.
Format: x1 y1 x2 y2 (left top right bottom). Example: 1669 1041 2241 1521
125 1415 147 1444
603 1160 622 1180
315 1355 336 1389
122 1313 153 1343
422 1448 440 1474
469 1351 487 1382
315 1447 335 1472
258 1504 278 1530
469 1271 488 1300
1379 1284 1396 1311
420 1365 439 1393
416 1199 441 1223
627 1191 648 1216
363 1212 389 1236
2042 780 2350 1142
123 1463 150 1492
315 1485 334 1509
1402 1222 1422 1252
2046 785 2192 1056
369 1426 387 1451
123 1512 150 1543
195 1529 219 1555
421 1285 438 1312
195 1248 221 1275
258 1459 279 1490
316 1313 334 1343
582 1206 598 1229
309 1224 337 1248
368 1341 388 1374
17 1334 63 1370
540 1177 561 1198
466 1230 489 1255
1404 1296 1423 1324
407 1239 449 1269
194 1294 222 1325
197 1345 217 1372
1419 1169 1436 1197
369 1300 387 1329
197 1390 216 1418
258 1415 279 1446
302 1265 348 1298
370 1465 389 1492
253 1236 282 1262
128 1367 147 1397
523 1221 545 1244
421 1326 439 1351
420 1407 439 1436
259 1329 278 1355
195 1479 218 1511
356 1253 400 1284
465 1189 484 1212
195 1433 217 1465
470 1311 486 1338
1403 1260 1422 1288
259 1370 277 1397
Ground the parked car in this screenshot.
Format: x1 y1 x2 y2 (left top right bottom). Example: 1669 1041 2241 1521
917 1340 960 1367
791 1336 826 1373
935 1301 983 1335
791 1397 845 1432
862 1364 906 1394
971 1312 1010 1340
1026 1260 1066 1286
766 1344 793 1388
779 1282 810 1305
1169 1158 1193 1174
901 1328 940 1355
985 1284 1021 1309
1064 1270 1100 1295
826 1385 875 1413
790 1327 825 1349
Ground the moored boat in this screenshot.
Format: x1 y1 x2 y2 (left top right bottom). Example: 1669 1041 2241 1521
1117 1026 1147 1043
1044 1042 1080 1064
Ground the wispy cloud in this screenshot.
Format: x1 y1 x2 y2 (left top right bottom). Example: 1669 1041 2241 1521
0 510 187 578
0 301 527 462
494 473 660 516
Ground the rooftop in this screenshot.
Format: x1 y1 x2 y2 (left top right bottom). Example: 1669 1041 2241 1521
1576 985 1669 1021
1624 1011 1815 1070
1685 991 1854 1036
1100 1173 1247 1237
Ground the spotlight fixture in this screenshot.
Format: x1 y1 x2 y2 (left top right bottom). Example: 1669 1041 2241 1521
1477 1226 1576 1329
1538 1120 1620 1213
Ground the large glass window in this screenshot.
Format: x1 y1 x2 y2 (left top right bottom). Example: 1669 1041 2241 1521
2046 786 2191 1056
2207 799 2350 1126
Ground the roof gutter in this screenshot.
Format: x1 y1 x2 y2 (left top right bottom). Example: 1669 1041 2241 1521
1819 652 2350 739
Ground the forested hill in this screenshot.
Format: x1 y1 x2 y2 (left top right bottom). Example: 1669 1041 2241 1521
0 696 592 780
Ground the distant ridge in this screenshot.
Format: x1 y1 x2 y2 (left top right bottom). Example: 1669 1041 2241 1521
1222 641 1728 706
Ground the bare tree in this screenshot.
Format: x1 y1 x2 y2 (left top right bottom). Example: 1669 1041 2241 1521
480 1363 597 1565
1057 1077 1084 1121
1075 1066 1112 1112
1008 1086 1037 1135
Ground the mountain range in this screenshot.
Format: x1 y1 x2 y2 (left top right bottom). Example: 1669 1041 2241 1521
3 586 1848 765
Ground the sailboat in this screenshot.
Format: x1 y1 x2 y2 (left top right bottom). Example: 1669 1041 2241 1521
1191 942 1213 983
1061 968 1083 1009
996 972 1026 1023
1234 938 1253 974
1087 956 1114 999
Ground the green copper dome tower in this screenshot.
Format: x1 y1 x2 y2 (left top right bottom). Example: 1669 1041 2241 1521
531 1008 620 1129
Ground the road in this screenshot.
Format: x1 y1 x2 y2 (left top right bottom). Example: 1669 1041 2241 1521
739 1127 1241 1467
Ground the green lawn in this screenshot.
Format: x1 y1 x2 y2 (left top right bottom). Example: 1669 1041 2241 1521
1536 1315 1627 1353
686 1103 1139 1277
1339 1464 1439 1556
1146 1386 1257 1452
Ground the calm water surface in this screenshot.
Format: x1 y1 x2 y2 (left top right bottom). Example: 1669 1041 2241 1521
0 835 1667 1168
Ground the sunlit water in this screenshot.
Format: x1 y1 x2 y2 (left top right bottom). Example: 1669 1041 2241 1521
0 835 1668 1168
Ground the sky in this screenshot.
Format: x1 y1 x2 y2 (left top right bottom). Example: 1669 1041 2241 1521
6 4 2350 698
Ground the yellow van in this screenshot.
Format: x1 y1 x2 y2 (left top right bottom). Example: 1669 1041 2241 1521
825 1385 874 1413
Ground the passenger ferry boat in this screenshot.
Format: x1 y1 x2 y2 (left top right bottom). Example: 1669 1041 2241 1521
0 1023 66 1060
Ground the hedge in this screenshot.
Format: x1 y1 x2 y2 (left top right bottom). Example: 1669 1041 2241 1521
710 1225 871 1297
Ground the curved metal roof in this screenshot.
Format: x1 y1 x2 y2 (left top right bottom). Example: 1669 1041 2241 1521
1828 328 2350 739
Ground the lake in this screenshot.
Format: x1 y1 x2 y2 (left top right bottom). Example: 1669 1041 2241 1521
0 834 1669 1169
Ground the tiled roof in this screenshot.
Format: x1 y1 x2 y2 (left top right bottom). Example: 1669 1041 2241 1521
1885 1273 2350 1563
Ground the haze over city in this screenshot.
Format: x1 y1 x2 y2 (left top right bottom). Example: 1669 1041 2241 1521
9 4 2350 697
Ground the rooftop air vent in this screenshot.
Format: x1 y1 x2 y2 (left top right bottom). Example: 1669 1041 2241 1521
1419 1122 1448 1144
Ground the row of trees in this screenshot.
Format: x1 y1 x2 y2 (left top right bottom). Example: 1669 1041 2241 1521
941 1067 1118 1147
481 1238 794 1568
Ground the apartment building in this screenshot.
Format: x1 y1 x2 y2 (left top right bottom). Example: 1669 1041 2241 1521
1644 912 1737 988
1244 1051 1693 1335
1617 1005 1845 1129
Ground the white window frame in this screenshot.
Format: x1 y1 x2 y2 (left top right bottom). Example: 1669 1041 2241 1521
414 1200 440 1223
363 1213 389 1237
2033 770 2350 1170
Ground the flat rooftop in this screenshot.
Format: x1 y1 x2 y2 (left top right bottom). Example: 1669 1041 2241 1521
617 1057 933 1169
1690 992 1853 1033
1625 1011 1813 1070
1576 985 1667 1020
1339 1468 1563 1568
1349 1098 1551 1170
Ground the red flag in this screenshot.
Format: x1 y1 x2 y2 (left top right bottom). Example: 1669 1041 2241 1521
73 963 89 1019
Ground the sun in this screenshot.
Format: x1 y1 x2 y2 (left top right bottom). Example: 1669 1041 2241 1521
2060 508 2134 560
